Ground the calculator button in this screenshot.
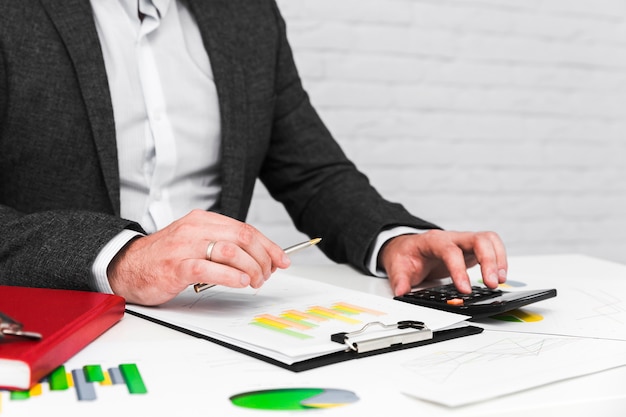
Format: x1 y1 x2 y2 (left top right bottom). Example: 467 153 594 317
405 284 503 305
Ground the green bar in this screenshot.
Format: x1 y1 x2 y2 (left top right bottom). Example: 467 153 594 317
10 391 30 400
83 365 105 383
119 364 147 394
48 366 69 391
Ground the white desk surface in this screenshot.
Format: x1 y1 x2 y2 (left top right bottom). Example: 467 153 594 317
10 254 626 416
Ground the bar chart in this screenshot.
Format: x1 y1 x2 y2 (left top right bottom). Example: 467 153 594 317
250 302 386 339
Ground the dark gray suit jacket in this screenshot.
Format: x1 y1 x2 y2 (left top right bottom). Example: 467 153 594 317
0 0 438 291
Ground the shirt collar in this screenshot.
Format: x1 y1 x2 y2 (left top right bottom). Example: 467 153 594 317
129 0 172 22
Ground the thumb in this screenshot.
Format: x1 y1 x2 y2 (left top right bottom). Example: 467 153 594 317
387 268 413 297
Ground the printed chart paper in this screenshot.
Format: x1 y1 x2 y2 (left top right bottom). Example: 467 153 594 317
127 271 468 364
471 277 626 341
392 330 626 407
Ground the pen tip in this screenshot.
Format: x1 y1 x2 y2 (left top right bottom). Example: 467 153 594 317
311 237 322 245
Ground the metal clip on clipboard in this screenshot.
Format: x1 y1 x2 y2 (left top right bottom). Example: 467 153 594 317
331 320 433 354
0 311 43 341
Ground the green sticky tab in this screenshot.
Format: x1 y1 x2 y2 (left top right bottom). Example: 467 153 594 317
49 366 69 391
83 365 105 383
10 390 30 400
119 364 147 394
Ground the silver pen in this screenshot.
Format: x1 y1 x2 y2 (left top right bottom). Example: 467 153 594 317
193 237 322 293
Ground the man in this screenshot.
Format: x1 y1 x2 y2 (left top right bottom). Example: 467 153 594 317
0 0 507 306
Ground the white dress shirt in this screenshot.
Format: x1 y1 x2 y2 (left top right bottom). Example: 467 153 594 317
91 0 221 233
89 0 419 293
90 0 221 292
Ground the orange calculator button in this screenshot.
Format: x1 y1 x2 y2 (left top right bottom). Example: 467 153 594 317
446 298 464 306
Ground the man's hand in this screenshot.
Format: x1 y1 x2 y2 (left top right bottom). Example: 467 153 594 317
379 230 508 296
107 210 291 306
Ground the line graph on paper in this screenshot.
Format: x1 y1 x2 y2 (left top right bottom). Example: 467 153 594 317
395 332 626 407
571 287 626 326
539 285 626 340
402 337 575 384
476 280 626 341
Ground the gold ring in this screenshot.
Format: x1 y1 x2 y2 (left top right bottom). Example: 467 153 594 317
206 241 217 261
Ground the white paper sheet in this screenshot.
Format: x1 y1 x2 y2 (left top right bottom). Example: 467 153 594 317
127 271 468 364
470 277 626 340
391 330 626 407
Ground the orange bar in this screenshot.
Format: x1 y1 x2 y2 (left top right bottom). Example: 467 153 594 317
333 302 385 316
253 316 291 329
256 314 310 330
284 309 327 322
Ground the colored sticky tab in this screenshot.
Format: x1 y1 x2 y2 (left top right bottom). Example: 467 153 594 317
73 369 97 401
29 384 43 397
49 366 69 391
10 391 30 400
119 364 148 394
100 370 113 386
83 365 105 382
108 367 125 385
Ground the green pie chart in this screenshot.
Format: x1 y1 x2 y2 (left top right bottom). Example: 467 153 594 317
230 388 359 410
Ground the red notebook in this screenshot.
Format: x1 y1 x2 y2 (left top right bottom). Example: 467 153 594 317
0 286 125 390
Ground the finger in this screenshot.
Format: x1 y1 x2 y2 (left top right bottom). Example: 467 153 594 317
490 233 508 283
473 237 499 289
205 240 266 288
472 232 508 288
204 221 288 278
379 236 427 296
387 266 416 297
438 246 472 293
180 257 252 289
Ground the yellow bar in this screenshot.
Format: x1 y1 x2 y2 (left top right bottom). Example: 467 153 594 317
308 307 361 324
333 302 385 316
332 305 361 315
284 309 327 322
280 313 317 328
253 317 291 329
256 314 310 330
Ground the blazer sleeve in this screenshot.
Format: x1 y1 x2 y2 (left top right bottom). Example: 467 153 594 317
0 206 144 291
259 1 441 274
0 3 144 291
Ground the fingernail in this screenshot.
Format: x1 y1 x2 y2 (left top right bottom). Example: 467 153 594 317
282 254 291 266
498 269 507 280
240 274 250 286
489 273 498 284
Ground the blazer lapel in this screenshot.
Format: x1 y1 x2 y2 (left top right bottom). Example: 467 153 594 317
186 0 249 220
38 0 121 215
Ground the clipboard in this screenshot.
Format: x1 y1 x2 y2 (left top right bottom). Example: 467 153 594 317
126 309 483 372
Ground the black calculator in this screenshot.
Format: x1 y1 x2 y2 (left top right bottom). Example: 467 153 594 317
394 284 557 319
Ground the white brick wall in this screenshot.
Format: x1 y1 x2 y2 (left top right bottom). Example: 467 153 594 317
247 0 626 267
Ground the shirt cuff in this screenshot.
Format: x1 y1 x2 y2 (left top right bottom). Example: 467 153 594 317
367 226 424 277
91 229 144 294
